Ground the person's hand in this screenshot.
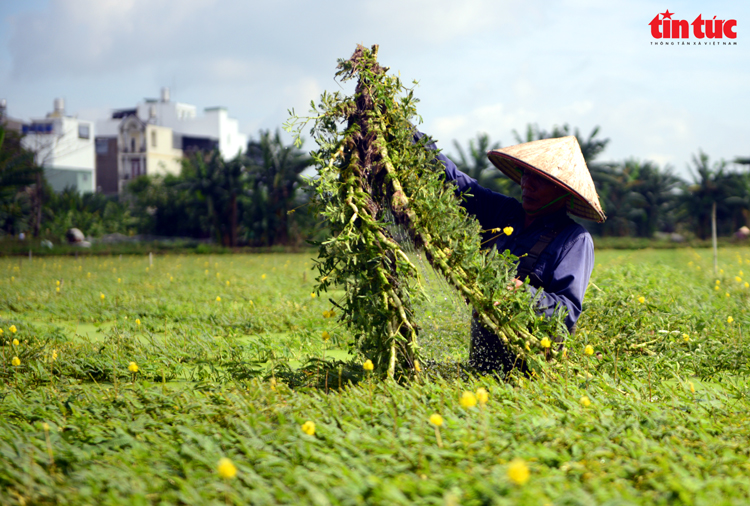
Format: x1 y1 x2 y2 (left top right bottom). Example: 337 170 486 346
495 279 524 303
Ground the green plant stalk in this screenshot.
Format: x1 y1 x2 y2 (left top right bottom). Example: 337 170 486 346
288 44 567 377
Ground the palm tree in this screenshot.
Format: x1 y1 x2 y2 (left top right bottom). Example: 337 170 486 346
181 150 247 246
681 151 747 239
452 133 519 198
0 125 42 236
245 130 310 246
621 159 682 237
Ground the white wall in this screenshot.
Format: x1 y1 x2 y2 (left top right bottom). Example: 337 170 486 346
22 116 96 192
137 100 247 160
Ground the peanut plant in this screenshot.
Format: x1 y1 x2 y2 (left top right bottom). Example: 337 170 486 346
286 45 566 378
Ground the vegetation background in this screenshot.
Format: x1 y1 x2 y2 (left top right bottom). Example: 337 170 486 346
2 121 750 251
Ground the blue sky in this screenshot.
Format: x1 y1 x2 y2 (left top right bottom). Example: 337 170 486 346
1 0 747 178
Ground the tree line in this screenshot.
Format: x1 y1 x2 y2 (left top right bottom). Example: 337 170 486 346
1 123 749 245
452 124 750 239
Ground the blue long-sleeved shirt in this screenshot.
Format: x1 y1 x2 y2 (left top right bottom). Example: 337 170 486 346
431 145 594 332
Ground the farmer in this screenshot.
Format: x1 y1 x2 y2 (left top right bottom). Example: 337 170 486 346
422 134 606 374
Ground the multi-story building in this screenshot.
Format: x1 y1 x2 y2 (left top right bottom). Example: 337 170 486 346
96 88 247 193
21 99 96 193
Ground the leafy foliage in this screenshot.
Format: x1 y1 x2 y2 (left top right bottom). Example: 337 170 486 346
245 129 312 246
287 45 565 378
0 250 750 504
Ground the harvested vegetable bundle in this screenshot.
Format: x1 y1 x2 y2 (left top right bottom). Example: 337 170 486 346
286 45 566 379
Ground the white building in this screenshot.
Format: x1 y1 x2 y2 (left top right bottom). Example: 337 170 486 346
95 88 248 193
22 99 96 193
97 88 247 162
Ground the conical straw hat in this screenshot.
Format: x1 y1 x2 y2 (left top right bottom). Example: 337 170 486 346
487 136 606 222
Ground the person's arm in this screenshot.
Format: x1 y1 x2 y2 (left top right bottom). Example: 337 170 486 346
415 132 517 228
526 232 594 331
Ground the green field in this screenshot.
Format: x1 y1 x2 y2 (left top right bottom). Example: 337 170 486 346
2 248 750 505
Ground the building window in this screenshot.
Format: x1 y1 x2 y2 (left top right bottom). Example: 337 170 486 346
151 130 157 148
78 124 90 139
131 138 136 152
95 138 109 155
131 158 141 178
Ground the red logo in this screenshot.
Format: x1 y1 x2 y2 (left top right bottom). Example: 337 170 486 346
649 10 737 39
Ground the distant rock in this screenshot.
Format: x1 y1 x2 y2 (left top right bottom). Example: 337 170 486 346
66 228 85 243
66 228 90 247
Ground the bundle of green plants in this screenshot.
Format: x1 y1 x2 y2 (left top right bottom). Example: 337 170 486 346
286 45 566 379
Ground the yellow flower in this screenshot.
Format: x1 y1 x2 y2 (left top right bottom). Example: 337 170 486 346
684 335 690 342
117 278 121 283
56 280 60 286
720 269 724 274
637 296 645 303
745 282 750 289
736 276 742 283
716 279 721 285
310 292 316 298
689 382 695 394
727 316 734 324
503 226 514 236
460 391 477 409
301 421 316 436
714 286 719 291
216 296 221 302
12 338 19 346
322 310 330 318
580 395 591 407
429 414 443 427
584 345 594 356
9 325 17 334
12 356 20 367
128 362 139 373
100 293 105 300
726 292 730 298
363 359 374 371
476 387 489 405
136 319 141 326
507 458 530 485
322 331 330 341
0 329 3 335
51 350 58 361
540 337 551 349
217 458 237 479
414 360 421 372
216 272 221 278
204 270 209 275
261 274 267 280
87 272 91 278
225 280 230 286
42 422 50 431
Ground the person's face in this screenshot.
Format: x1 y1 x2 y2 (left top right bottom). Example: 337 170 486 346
520 170 569 215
